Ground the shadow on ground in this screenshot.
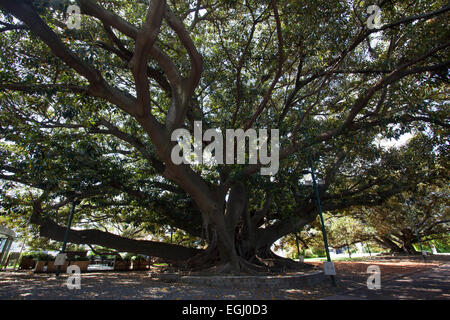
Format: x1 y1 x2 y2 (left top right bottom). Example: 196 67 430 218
0 255 448 300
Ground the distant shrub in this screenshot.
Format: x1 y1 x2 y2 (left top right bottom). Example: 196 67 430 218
33 252 54 261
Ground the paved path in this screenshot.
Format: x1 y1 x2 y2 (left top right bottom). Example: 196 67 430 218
323 263 450 300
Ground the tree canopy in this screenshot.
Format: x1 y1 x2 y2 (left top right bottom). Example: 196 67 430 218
0 0 448 272
279 173 449 257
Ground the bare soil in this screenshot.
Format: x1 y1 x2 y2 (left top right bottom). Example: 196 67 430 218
0 255 448 300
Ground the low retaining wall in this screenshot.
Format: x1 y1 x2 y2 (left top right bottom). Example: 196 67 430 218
152 271 327 288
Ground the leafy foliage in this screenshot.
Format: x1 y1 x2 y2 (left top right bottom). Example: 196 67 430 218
0 0 448 263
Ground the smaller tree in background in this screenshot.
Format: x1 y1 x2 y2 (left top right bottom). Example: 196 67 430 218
278 183 449 257
277 214 378 259
364 183 449 254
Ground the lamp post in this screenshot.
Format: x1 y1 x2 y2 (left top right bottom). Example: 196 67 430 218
296 107 336 286
304 157 336 286
408 197 426 262
366 242 372 257
415 224 426 262
295 234 301 260
56 201 76 276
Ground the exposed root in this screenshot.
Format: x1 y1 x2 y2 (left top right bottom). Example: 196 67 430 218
167 254 314 275
156 246 317 275
200 258 268 275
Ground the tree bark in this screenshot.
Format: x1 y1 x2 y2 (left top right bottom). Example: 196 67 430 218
30 207 201 261
375 236 404 253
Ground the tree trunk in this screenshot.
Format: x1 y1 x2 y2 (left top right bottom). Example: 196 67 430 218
31 183 317 273
375 236 404 253
346 240 352 259
402 242 419 254
399 229 419 255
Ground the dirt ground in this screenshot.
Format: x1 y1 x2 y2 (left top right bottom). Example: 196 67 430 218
308 257 443 282
0 255 448 300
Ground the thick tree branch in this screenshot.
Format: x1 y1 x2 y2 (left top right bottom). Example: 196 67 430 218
129 0 165 116
31 201 201 261
0 0 138 116
244 0 283 130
